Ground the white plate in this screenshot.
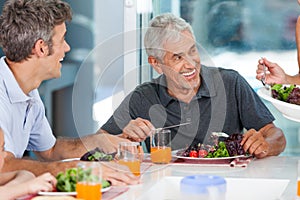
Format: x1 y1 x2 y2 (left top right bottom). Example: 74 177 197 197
101 186 111 193
257 86 300 122
174 154 249 161
37 191 76 196
172 150 251 164
38 186 111 196
60 158 80 162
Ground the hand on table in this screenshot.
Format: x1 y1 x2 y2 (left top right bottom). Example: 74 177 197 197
241 129 269 159
101 162 141 186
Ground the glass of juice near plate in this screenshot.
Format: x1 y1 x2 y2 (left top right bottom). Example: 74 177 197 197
76 162 102 200
118 142 141 176
150 129 172 164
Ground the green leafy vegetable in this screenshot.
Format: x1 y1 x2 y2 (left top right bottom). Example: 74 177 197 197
102 180 110 188
271 84 295 101
80 147 115 161
205 141 229 158
56 168 78 192
56 168 111 192
87 151 113 161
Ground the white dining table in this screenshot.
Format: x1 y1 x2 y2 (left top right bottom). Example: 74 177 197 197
113 156 300 200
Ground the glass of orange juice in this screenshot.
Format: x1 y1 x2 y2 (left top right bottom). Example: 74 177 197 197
76 162 102 200
150 129 172 164
118 142 141 176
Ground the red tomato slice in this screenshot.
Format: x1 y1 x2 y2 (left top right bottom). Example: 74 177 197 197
198 149 208 158
189 150 198 158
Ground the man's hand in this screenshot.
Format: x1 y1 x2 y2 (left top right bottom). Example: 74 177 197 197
85 133 132 154
101 162 141 186
241 129 269 159
121 118 155 142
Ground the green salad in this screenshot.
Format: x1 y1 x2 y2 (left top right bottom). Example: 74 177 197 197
56 168 110 192
205 141 229 158
271 84 295 102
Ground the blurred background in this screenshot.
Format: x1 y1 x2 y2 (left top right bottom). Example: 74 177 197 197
0 0 299 156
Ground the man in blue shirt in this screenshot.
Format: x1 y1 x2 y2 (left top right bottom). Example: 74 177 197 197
0 0 139 185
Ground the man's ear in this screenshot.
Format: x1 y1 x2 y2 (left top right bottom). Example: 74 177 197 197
33 39 49 57
148 56 163 74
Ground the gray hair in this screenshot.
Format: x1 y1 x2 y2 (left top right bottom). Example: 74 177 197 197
0 0 72 62
144 13 195 62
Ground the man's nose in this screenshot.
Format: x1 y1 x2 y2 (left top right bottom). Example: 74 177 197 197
183 55 197 67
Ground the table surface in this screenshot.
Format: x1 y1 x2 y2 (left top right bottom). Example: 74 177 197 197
114 156 300 200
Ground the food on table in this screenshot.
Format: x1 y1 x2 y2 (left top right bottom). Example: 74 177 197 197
32 196 77 200
56 168 77 192
188 148 199 158
178 133 246 158
224 133 245 156
271 84 300 105
80 147 116 161
56 168 110 192
101 179 111 188
206 141 230 158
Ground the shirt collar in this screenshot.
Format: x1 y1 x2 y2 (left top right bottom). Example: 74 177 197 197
197 65 217 98
156 75 173 107
156 65 217 106
0 56 32 103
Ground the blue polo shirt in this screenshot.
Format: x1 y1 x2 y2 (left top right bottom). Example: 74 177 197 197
101 65 275 150
0 56 56 158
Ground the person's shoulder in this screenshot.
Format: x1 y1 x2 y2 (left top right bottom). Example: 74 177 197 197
134 77 160 93
204 65 240 78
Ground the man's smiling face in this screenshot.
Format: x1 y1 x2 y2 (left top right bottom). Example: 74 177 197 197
160 30 201 93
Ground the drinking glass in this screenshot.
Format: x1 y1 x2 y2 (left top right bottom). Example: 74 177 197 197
76 162 102 200
118 142 141 176
150 129 172 164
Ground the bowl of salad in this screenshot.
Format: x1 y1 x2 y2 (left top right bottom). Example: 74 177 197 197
257 84 300 122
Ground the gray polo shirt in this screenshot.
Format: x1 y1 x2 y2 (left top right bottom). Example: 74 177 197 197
101 65 274 150
0 56 56 158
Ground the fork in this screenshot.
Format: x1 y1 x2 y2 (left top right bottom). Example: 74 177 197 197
260 57 270 90
155 122 191 131
211 132 229 138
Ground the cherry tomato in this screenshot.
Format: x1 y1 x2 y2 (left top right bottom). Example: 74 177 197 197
189 150 198 158
198 149 208 158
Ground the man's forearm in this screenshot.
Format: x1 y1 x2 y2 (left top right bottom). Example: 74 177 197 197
48 137 86 160
3 157 78 176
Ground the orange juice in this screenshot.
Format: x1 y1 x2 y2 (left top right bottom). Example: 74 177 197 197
298 180 300 196
76 182 102 200
118 159 141 176
151 146 172 164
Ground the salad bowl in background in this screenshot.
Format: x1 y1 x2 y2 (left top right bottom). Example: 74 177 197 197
257 85 300 122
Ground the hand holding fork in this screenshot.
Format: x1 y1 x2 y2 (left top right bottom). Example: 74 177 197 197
260 57 271 90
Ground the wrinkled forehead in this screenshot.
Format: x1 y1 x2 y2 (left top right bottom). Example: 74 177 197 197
163 30 196 54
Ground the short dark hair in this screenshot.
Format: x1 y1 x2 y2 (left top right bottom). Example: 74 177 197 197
0 0 72 62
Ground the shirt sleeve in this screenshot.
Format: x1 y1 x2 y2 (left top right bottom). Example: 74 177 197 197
235 72 275 130
101 92 135 134
26 95 56 152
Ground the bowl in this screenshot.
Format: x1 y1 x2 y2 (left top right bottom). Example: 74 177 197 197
257 86 300 122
